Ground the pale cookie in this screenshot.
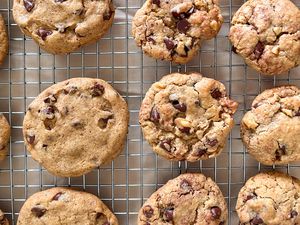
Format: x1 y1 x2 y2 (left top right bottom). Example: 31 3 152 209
13 0 114 54
236 171 300 225
132 0 223 64
0 114 10 161
241 86 300 165
23 78 129 177
229 0 300 75
17 187 118 225
0 14 8 64
139 72 238 161
138 173 228 225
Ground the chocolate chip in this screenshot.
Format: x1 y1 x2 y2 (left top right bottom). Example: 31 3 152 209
250 215 263 224
64 86 78 95
26 135 35 145
150 107 160 123
210 206 221 220
275 144 286 160
152 0 160 6
52 192 62 201
219 222 224 225
44 95 57 104
164 38 175 50
159 139 172 152
147 37 156 44
207 138 218 147
37 29 52 41
254 42 264 59
171 11 185 19
180 179 192 190
31 206 47 218
211 88 222 99
195 100 201 106
231 46 237 54
244 193 257 202
291 210 298 218
91 83 105 97
103 222 110 225
163 208 174 221
253 103 260 109
42 144 48 149
295 109 300 116
195 148 206 157
42 106 55 116
23 0 34 12
103 10 113 20
143 205 154 218
179 127 190 134
171 100 187 112
177 19 190 33
55 0 67 2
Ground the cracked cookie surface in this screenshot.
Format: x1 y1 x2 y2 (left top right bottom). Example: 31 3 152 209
138 173 228 225
0 114 10 161
23 78 129 177
241 86 300 165
229 0 300 75
0 14 8 64
132 0 223 64
17 187 118 225
13 0 114 54
236 171 300 225
0 209 9 225
139 72 238 161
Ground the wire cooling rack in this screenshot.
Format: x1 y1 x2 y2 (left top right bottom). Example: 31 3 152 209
0 0 300 224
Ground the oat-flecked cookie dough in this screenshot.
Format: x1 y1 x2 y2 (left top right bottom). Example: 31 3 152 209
23 78 129 177
132 0 223 64
241 86 300 165
138 173 228 225
13 0 114 54
0 209 9 225
0 14 8 64
0 114 10 161
236 171 300 225
229 0 300 75
17 187 118 225
139 73 238 161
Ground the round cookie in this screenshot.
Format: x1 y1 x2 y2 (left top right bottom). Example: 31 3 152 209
236 171 300 225
17 187 118 225
0 209 9 225
241 85 300 165
13 0 114 54
138 173 228 225
132 0 223 64
0 14 8 64
0 114 10 161
229 0 300 75
139 72 238 161
23 78 129 177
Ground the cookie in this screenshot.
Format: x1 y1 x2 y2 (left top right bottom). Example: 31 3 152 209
236 171 300 225
23 78 129 177
13 0 114 54
0 14 8 65
17 187 118 225
229 0 300 75
241 85 300 165
139 72 238 161
0 210 9 225
138 173 228 225
132 0 223 64
0 114 10 161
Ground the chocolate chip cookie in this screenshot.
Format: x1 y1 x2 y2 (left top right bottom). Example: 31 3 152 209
0 210 9 225
236 171 300 225
0 114 10 161
0 14 8 65
241 85 300 165
17 187 118 225
138 173 228 225
139 72 238 161
229 0 300 75
132 0 223 64
23 78 129 177
13 0 114 54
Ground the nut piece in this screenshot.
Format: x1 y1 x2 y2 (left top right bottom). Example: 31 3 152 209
175 118 192 128
242 113 258 129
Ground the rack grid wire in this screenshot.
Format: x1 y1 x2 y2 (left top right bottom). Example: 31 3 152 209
0 0 300 224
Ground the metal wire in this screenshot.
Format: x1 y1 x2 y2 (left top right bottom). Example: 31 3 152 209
0 0 300 224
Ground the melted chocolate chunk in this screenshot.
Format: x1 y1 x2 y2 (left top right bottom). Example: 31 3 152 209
37 29 53 41
171 100 187 112
211 88 222 99
207 138 218 147
177 19 190 33
27 135 35 145
179 127 190 134
147 37 156 44
231 46 237 54
211 206 221 219
164 39 176 50
103 10 113 20
31 206 47 218
244 193 257 202
159 139 172 152
91 83 105 97
291 210 298 218
180 179 192 191
52 192 62 201
250 215 263 224
295 109 300 116
44 95 57 104
195 148 206 157
23 0 34 12
152 0 160 6
55 0 67 2
103 222 110 225
275 144 286 160
143 205 154 218
150 107 160 123
172 6 194 19
163 208 174 221
254 42 264 59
